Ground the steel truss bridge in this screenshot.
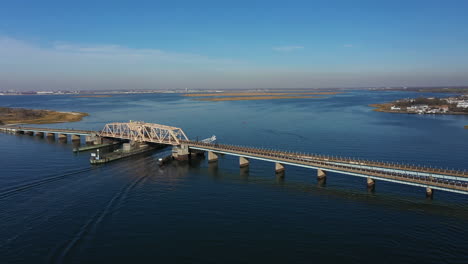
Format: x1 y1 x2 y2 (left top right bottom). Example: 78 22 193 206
2 121 467 196
99 121 188 145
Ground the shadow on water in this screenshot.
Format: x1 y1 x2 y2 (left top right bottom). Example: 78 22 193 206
175 155 468 221
5 132 468 221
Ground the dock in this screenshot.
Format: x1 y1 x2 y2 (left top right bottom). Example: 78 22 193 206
90 143 166 164
73 142 120 152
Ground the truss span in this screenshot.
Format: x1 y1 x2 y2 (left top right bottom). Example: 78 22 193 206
99 121 188 145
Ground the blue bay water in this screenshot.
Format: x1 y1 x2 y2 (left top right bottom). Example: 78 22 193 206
0 90 468 263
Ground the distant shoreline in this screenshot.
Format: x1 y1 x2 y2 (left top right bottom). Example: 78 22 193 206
0 107 88 125
74 95 113 98
183 92 341 97
183 91 340 101
196 96 322 101
369 103 468 115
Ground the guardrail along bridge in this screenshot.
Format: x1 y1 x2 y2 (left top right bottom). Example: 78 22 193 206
2 121 467 198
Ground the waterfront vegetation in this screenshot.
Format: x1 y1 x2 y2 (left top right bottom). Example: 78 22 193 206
0 107 88 124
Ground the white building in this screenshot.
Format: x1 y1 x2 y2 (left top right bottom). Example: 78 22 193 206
457 101 468 108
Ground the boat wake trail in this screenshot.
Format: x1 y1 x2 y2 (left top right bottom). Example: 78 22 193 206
0 167 95 200
51 159 153 263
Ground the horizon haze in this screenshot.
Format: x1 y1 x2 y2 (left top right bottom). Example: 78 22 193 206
1 0 468 90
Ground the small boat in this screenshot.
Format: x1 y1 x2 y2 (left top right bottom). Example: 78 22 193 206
158 156 172 167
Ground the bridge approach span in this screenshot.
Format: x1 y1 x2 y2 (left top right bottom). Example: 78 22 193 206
185 141 468 195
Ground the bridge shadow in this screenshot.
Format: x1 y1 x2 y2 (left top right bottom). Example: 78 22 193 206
240 166 249 181
173 155 468 220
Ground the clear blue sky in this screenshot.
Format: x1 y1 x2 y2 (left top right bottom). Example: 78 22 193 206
1 0 467 90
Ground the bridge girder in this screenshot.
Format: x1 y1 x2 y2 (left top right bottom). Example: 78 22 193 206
99 121 188 145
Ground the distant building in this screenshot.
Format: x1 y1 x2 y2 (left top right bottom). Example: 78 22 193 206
457 101 468 108
390 105 401 110
406 106 417 111
439 105 449 112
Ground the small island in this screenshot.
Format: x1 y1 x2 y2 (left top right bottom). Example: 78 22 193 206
0 107 88 125
370 96 468 115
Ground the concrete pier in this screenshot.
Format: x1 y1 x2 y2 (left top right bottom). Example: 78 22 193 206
367 177 375 187
426 187 434 198
317 169 327 179
190 149 205 157
367 177 375 192
208 151 218 162
71 135 80 141
85 134 102 145
239 156 249 168
172 144 190 161
86 135 95 143
85 135 93 143
317 177 326 187
275 162 285 173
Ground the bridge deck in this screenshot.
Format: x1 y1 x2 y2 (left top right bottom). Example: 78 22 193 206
185 141 468 178
2 124 467 194
1 126 95 135
186 141 468 194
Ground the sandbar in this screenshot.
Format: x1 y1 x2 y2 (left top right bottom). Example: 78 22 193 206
0 107 88 125
184 92 341 97
196 96 321 101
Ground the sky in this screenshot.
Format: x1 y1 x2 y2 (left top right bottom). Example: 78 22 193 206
1 0 468 90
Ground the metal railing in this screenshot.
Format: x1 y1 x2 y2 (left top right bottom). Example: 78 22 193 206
186 141 468 192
